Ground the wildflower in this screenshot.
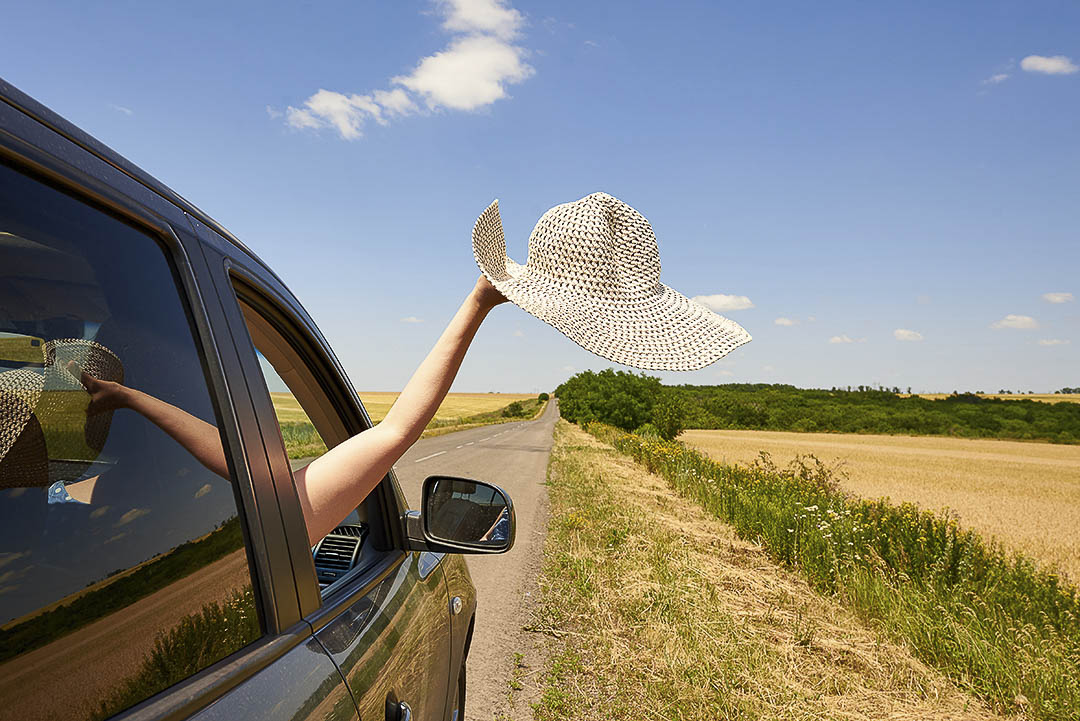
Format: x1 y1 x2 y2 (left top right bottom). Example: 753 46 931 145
787 528 794 533
805 505 818 512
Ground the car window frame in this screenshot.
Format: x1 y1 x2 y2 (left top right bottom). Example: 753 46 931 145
0 112 310 718
198 247 410 619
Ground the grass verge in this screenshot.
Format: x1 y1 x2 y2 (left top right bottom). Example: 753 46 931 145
576 422 1079 720
533 420 999 720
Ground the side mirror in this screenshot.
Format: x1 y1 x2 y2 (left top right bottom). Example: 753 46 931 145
405 475 516 554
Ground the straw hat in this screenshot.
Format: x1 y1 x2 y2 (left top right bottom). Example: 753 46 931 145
0 338 123 488
473 192 752 371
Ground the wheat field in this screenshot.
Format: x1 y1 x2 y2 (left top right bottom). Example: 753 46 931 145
270 391 537 424
681 429 1080 581
900 393 1080 404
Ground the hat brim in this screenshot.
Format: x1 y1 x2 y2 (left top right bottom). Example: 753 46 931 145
473 200 752 372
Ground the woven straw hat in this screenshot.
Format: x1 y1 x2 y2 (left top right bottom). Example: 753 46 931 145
473 192 752 371
0 338 123 488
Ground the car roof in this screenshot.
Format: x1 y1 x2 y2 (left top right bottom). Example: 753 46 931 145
0 76 281 283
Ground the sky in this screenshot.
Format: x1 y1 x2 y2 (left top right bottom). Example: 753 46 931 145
2 0 1078 394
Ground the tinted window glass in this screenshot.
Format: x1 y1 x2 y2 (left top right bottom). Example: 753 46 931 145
0 163 261 720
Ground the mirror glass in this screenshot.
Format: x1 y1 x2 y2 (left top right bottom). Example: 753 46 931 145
424 476 511 548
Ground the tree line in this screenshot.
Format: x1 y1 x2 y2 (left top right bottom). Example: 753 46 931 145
554 370 1080 443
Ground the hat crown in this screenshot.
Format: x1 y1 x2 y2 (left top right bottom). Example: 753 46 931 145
525 193 660 298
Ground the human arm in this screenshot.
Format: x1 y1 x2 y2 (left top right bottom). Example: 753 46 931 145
79 365 229 479
293 275 507 543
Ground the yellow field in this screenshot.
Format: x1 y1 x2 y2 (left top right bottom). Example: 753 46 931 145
900 393 1080 404
270 391 537 424
681 429 1080 581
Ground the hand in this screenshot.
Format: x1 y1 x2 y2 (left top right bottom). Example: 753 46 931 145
68 360 129 415
472 274 509 310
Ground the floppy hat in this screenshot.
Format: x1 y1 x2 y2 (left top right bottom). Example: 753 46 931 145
0 338 123 488
473 192 752 371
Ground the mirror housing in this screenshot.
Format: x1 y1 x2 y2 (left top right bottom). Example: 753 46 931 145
404 475 516 554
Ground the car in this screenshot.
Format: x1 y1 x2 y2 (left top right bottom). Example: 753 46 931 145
0 77 514 721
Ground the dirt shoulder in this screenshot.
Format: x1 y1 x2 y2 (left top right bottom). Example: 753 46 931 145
528 420 1003 720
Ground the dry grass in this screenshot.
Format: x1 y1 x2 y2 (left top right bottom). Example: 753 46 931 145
899 393 1080 405
682 429 1080 581
535 421 1000 720
270 391 537 424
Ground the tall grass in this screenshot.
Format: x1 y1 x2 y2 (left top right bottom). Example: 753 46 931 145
92 586 260 720
584 422 1080 720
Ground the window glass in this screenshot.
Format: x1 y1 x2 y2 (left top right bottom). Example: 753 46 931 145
0 162 262 720
234 299 376 592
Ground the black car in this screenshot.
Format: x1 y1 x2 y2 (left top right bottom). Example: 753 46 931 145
0 77 514 721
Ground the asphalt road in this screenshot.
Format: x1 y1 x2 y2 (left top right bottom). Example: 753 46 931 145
393 399 558 721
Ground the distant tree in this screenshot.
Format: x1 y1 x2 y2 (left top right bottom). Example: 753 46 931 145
907 386 912 394
651 388 689 441
538 392 549 401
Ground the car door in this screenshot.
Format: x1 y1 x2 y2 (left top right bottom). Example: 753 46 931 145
0 90 355 721
192 225 454 721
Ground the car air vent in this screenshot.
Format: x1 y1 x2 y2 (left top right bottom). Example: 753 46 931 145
312 524 368 586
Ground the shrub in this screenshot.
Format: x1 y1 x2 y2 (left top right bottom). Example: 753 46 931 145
538 392 550 401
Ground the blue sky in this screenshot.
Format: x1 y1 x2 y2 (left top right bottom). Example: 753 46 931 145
3 0 1078 393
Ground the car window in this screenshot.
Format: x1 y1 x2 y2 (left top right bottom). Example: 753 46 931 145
0 161 263 720
233 297 382 595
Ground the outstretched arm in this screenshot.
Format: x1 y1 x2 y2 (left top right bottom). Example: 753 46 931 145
79 365 230 479
295 275 506 543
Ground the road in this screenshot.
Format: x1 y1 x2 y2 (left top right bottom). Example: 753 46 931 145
393 399 558 721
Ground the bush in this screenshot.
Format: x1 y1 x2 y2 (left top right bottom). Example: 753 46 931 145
502 400 527 418
650 388 688 440
538 392 550 401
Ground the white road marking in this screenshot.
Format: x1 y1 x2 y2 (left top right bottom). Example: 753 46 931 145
414 451 447 463
479 437 491 442
465 442 474 446
456 444 464 449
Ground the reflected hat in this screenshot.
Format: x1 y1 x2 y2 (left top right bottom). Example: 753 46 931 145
0 338 123 488
473 192 752 371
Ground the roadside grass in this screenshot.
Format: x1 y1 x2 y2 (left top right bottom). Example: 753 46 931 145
580 422 1080 720
534 421 999 720
681 429 1080 581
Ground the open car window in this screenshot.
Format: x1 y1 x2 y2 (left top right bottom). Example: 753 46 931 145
234 299 382 596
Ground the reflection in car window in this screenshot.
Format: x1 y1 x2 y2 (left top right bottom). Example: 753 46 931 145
0 162 262 720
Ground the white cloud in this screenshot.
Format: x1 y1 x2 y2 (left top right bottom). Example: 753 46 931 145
829 335 854 344
692 294 754 311
373 88 418 116
982 73 1010 85
395 34 533 111
513 329 524 337
584 39 599 48
109 103 133 116
438 0 523 39
284 0 532 140
991 314 1039 330
400 316 424 324
115 508 151 527
807 316 816 322
894 329 924 341
561 365 575 372
774 317 797 326
1021 55 1079 75
762 365 775 372
1043 292 1074 304
194 483 213 499
265 105 283 119
716 369 734 377
1038 339 1070 346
